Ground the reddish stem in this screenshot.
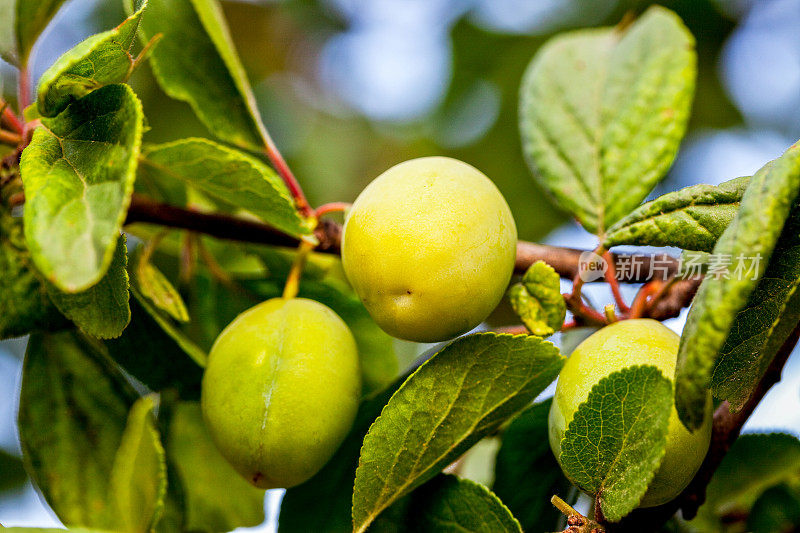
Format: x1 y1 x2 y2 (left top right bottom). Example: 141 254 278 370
315 202 351 218
1 104 23 134
262 133 312 219
17 64 31 112
604 251 630 314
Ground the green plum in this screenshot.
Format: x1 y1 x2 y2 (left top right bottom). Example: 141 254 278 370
201 297 361 489
341 156 517 343
548 319 713 507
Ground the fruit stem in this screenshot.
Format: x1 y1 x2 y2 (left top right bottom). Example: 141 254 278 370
282 238 315 300
604 304 617 323
551 496 605 532
314 202 351 218
551 495 580 517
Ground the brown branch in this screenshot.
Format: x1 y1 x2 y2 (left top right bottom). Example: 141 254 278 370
613 324 800 531
126 194 682 279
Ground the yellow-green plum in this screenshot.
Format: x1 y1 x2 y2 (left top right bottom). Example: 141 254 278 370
341 156 517 342
548 319 712 507
201 297 361 489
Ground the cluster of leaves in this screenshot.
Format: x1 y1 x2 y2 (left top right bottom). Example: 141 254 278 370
1 1 800 533
513 4 800 528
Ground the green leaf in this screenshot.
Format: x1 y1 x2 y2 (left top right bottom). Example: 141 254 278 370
711 204 800 411
675 144 800 430
748 484 800 533
165 402 264 532
36 0 149 118
141 139 310 237
604 176 749 252
109 395 167 533
0 208 64 339
493 400 570 532
0 0 68 66
0 449 26 492
20 84 144 292
105 289 205 398
18 330 139 528
47 234 131 339
134 0 268 151
519 6 695 235
559 365 672 522
351 333 564 532
133 247 189 323
693 433 800 530
508 261 566 337
243 275 398 396
279 379 402 533
406 475 523 533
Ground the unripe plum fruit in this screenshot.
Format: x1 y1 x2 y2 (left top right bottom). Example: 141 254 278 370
341 156 517 343
548 319 713 507
201 297 361 489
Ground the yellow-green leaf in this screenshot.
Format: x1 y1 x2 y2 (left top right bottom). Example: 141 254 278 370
559 365 672 522
37 0 149 118
351 333 564 532
140 139 310 237
20 84 143 292
47 234 131 339
109 395 168 533
676 143 800 430
133 0 268 152
519 6 695 234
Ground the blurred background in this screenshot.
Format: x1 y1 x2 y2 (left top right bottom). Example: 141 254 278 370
2 0 800 528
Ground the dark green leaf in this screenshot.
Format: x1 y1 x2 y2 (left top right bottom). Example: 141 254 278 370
141 139 310 237
47 234 131 339
37 0 149 118
20 84 143 292
105 289 205 398
560 365 672 522
134 0 268 151
493 399 570 532
676 144 800 430
279 379 401 533
604 176 749 252
0 449 26 492
108 395 167 533
406 475 522 533
0 208 64 339
18 330 139 528
519 6 695 234
165 402 264 531
509 261 566 337
748 484 800 533
693 433 800 530
352 333 564 532
711 204 800 411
